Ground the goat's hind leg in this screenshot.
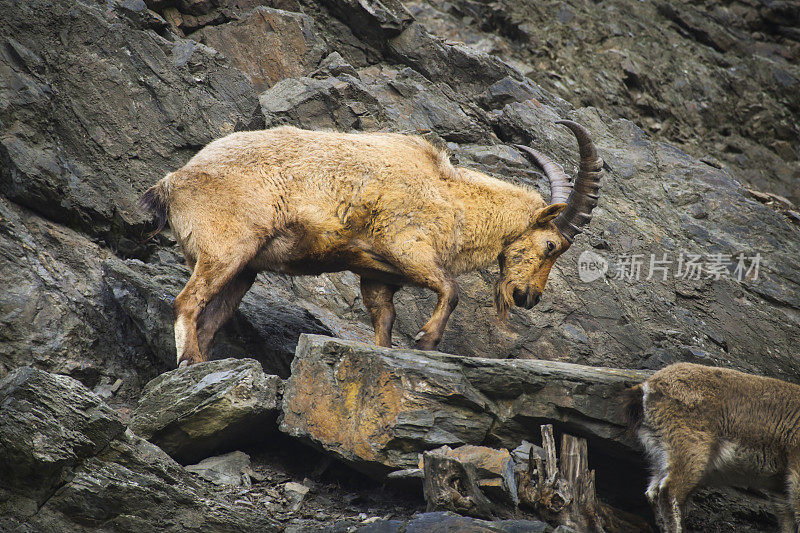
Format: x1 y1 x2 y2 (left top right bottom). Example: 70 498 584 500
196 268 258 357
784 459 800 533
656 434 714 533
173 245 259 367
360 278 399 348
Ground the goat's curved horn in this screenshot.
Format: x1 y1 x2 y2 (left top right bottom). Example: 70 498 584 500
553 120 603 243
516 121 604 243
514 144 572 204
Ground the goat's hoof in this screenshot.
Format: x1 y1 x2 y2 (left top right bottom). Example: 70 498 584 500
176 353 204 368
414 337 438 351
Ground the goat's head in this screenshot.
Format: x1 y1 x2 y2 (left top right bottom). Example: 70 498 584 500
495 120 605 319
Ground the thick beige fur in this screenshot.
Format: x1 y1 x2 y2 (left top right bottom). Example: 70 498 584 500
626 363 800 532
143 126 569 365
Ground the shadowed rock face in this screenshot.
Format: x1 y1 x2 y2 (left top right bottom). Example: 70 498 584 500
0 367 279 532
0 0 798 529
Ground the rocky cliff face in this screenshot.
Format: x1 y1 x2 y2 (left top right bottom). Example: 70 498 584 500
1 0 798 530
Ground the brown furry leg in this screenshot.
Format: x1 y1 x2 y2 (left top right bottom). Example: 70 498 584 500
657 434 714 533
372 242 459 350
785 458 800 533
173 248 258 367
196 268 258 357
360 278 400 348
413 276 458 350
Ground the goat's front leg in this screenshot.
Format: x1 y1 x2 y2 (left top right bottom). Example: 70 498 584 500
414 277 458 350
380 240 459 351
360 278 400 347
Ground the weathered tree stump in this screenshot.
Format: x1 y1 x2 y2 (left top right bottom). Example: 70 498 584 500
517 425 603 531
517 424 651 533
422 450 495 519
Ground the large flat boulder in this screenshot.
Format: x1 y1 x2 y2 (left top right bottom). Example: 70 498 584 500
131 358 281 464
281 334 650 508
280 335 496 476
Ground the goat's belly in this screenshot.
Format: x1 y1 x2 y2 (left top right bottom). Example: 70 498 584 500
250 235 405 280
702 441 786 492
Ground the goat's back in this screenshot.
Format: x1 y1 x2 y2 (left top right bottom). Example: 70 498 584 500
644 363 800 449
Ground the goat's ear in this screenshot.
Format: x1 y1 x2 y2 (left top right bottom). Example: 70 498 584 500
533 203 567 225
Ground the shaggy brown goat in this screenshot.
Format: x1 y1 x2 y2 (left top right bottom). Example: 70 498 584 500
624 363 800 533
141 121 604 366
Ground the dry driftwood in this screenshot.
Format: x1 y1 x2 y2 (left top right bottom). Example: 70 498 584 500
518 425 651 533
517 424 602 531
422 450 495 519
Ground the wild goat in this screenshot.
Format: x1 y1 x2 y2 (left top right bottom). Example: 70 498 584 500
141 121 604 366
624 363 800 533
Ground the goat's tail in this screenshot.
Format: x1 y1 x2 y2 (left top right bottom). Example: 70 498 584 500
140 175 171 239
621 383 645 435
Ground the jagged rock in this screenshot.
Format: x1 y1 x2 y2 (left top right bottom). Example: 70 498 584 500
0 367 126 503
283 481 311 511
0 0 257 250
320 0 414 46
0 198 165 394
0 367 278 532
186 451 256 486
358 65 493 142
196 7 328 92
511 441 546 474
260 73 387 131
131 358 281 463
313 51 360 78
354 511 554 532
281 335 650 507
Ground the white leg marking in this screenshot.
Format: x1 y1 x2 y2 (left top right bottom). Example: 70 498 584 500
671 497 683 533
174 315 188 364
638 386 673 505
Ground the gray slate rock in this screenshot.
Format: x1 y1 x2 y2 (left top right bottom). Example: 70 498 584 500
185 450 256 486
131 358 281 464
0 0 257 251
359 511 553 532
261 74 387 131
0 367 278 532
0 367 126 503
320 0 414 46
281 334 650 507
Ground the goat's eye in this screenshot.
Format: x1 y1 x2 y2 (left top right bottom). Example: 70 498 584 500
546 241 556 254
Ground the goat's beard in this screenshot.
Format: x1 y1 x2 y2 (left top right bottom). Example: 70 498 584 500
493 276 515 323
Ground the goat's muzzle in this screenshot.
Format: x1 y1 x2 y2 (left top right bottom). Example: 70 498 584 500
513 288 541 309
